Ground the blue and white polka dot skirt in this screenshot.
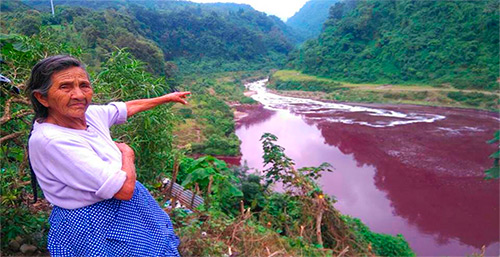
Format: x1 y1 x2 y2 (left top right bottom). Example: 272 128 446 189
47 182 180 256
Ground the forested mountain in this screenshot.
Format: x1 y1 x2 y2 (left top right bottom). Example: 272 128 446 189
128 4 295 73
288 0 499 89
286 0 338 43
2 0 296 75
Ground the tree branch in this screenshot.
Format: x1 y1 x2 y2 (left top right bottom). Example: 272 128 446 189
1 97 32 126
0 132 24 144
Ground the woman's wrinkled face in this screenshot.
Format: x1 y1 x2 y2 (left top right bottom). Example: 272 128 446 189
41 67 93 121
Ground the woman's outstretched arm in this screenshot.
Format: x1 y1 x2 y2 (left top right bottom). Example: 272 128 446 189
125 91 191 118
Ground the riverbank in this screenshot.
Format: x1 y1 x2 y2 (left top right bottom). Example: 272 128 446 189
171 71 269 157
269 70 499 111
268 88 500 115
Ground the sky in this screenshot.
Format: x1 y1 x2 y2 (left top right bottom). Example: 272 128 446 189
189 0 309 21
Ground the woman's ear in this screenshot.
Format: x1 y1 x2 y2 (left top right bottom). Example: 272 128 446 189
34 92 49 107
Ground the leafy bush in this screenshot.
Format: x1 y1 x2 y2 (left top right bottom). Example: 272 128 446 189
180 155 243 214
177 108 193 118
262 193 307 235
343 216 415 257
239 96 257 104
0 163 49 252
447 91 498 108
191 134 240 156
94 49 178 182
268 71 342 92
485 131 500 179
239 174 266 210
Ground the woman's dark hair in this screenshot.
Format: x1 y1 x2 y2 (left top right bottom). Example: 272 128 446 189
26 55 87 203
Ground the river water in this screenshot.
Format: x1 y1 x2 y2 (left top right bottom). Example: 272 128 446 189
234 79 499 256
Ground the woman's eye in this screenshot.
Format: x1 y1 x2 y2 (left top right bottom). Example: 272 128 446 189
81 84 92 89
60 85 69 89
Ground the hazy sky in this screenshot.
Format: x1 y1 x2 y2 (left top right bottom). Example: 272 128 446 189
190 0 309 21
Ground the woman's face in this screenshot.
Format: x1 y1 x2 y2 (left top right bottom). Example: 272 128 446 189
39 66 93 121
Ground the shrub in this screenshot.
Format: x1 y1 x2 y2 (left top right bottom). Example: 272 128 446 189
343 216 415 257
178 108 193 118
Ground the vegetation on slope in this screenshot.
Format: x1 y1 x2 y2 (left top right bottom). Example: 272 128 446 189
286 0 339 43
1 4 165 74
128 3 294 74
173 71 262 156
2 0 295 76
269 70 499 110
4 0 296 75
288 0 499 90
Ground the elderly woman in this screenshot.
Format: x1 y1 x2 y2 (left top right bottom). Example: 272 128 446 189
27 55 190 256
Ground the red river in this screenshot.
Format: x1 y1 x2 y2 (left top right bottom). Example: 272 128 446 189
233 80 499 256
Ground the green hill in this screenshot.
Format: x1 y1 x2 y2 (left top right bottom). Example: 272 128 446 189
288 0 499 90
129 4 295 73
286 0 338 43
3 0 296 75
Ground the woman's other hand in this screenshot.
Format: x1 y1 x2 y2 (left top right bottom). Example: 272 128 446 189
115 142 135 158
114 142 137 200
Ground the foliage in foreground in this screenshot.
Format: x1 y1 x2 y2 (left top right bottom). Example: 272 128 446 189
171 133 414 256
485 131 500 179
343 216 414 257
1 31 83 252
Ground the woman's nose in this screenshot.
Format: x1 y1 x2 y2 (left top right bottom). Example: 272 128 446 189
71 87 85 99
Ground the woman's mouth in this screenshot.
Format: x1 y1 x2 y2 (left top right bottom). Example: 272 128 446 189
69 102 86 108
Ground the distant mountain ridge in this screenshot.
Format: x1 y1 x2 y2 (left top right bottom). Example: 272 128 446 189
22 0 255 13
286 0 338 43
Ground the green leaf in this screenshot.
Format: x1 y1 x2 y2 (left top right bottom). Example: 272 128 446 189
12 42 29 52
189 155 214 170
213 159 228 170
487 131 500 144
485 167 500 180
0 33 20 40
226 183 243 197
191 167 211 181
181 173 194 187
